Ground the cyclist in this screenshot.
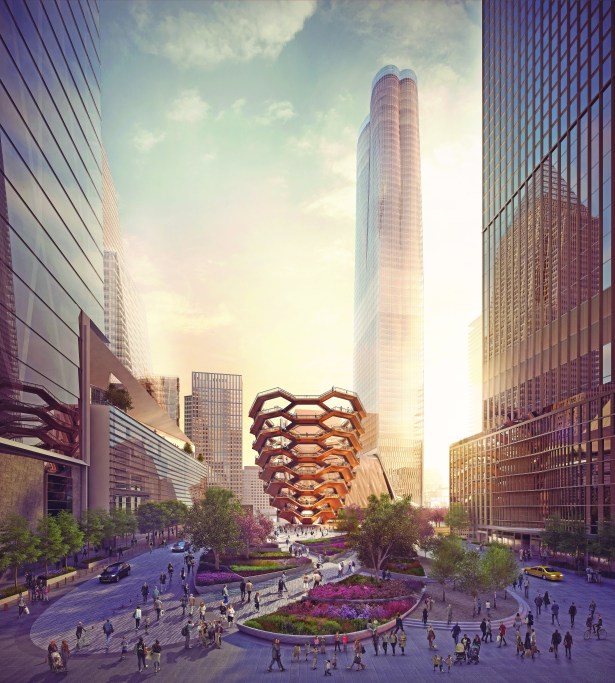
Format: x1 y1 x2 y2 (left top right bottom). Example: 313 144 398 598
593 614 603 639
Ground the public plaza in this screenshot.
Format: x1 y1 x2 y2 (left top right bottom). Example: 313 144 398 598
1 534 614 683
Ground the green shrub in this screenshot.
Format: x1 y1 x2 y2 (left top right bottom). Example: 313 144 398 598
0 585 28 599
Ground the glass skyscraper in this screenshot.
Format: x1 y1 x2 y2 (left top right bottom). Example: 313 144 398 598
450 0 614 546
353 65 424 503
0 0 103 518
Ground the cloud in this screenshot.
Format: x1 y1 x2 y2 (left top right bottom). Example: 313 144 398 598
303 185 354 220
144 293 234 334
137 1 317 69
132 126 166 152
167 89 210 122
231 98 246 114
257 100 297 125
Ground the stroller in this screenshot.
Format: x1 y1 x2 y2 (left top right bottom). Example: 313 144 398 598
453 643 466 664
50 651 64 673
467 643 480 665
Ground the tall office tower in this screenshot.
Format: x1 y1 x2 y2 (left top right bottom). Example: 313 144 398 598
140 376 180 427
184 395 193 440
0 0 103 519
450 0 614 546
242 465 276 518
102 151 152 379
467 316 483 435
353 65 424 503
190 372 242 497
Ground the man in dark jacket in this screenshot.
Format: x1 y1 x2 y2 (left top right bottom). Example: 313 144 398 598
569 602 577 627
451 622 461 645
267 639 285 672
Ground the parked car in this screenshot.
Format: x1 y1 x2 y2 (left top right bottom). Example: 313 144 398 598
99 562 131 583
524 565 564 581
172 541 191 553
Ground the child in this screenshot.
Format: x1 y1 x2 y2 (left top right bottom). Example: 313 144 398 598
305 638 312 661
144 615 150 634
332 652 337 669
438 656 444 672
446 654 452 672
120 638 129 661
325 659 332 677
292 644 301 662
433 654 440 671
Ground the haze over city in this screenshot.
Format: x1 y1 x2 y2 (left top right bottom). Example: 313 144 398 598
101 0 483 491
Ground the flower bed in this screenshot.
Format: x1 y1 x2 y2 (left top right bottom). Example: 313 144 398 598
309 576 421 601
300 536 349 556
199 549 312 579
0 584 28 600
229 557 312 575
383 557 425 576
244 598 415 635
195 569 242 586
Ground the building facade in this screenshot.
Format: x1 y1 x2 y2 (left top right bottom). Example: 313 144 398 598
450 0 614 547
103 151 152 380
250 388 365 525
467 316 483 435
184 394 193 440
242 465 277 518
0 0 103 520
140 375 180 427
189 372 242 497
353 65 424 503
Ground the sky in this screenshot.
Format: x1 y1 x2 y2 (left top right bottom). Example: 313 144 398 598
100 0 483 495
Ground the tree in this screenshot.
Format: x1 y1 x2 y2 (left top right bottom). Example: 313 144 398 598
79 510 105 559
55 510 84 569
136 502 165 540
541 514 567 559
455 549 486 601
236 510 273 559
591 521 615 571
0 515 40 588
430 535 465 601
481 543 518 604
105 384 133 411
560 519 587 559
335 505 364 535
36 515 67 575
445 504 470 535
110 508 137 546
183 442 193 455
160 500 188 539
429 507 447 528
349 493 418 578
416 507 436 556
187 487 241 570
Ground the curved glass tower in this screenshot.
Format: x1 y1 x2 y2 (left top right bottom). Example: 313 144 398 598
353 65 424 503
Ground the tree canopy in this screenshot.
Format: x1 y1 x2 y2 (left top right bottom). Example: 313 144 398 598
0 515 40 587
55 510 84 568
430 535 465 601
481 543 518 596
36 515 67 575
235 510 273 559
445 503 470 534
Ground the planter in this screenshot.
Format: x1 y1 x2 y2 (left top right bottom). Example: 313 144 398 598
237 587 425 644
0 571 77 609
308 593 417 605
79 558 110 572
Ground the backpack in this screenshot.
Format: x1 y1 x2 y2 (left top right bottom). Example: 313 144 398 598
181 625 188 637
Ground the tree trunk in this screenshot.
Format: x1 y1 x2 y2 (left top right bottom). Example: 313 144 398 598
14 564 18 589
214 549 220 571
441 586 446 602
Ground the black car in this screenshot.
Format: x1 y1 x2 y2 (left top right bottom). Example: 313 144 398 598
171 541 190 553
99 562 131 583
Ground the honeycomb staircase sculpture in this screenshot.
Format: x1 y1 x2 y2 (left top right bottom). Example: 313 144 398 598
249 387 365 525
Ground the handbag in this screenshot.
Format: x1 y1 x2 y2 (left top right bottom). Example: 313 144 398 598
549 646 553 652
24 606 30 615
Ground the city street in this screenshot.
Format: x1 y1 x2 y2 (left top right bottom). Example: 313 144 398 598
1 543 614 682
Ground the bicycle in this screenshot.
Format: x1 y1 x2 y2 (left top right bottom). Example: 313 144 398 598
583 627 607 640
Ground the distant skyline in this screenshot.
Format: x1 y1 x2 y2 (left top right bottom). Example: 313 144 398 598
100 0 482 493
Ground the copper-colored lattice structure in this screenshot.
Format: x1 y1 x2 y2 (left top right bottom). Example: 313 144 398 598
250 388 365 525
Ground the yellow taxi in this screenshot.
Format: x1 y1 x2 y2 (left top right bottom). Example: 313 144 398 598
524 565 564 581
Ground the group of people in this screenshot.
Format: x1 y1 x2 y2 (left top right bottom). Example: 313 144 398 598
24 573 49 602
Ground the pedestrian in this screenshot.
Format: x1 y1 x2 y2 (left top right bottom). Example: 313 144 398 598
390 631 397 655
222 584 229 604
268 638 285 672
182 619 193 649
135 636 148 672
527 610 534 629
254 591 260 612
180 566 186 582
486 619 493 643
523 576 530 598
17 593 26 619
433 653 440 671
133 606 142 630
534 593 543 616
480 618 487 642
168 562 174 581
589 599 596 617
152 585 160 601
240 579 246 602
60 640 70 671
515 630 524 657
569 602 577 627
543 590 550 608
180 594 188 616
399 630 407 655
523 631 531 656
151 639 162 672
563 631 572 659
342 633 348 652
422 606 428 626
292 644 301 663
530 629 538 658
550 629 561 658
427 625 436 649
513 613 522 632
246 579 253 602
498 623 507 647
227 604 235 626
120 638 129 661
76 622 85 650
382 631 389 655
334 631 341 652
325 658 332 676
451 622 461 645
103 618 114 649
154 597 163 621
447 604 453 625
485 599 491 618
199 600 206 623
551 601 560 626
189 593 196 616
144 614 150 634
372 629 380 655
47 640 59 672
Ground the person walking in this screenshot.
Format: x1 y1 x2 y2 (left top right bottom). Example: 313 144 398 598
254 591 260 612
103 618 114 649
154 597 163 621
427 625 436 650
311 643 319 670
451 622 461 645
189 593 196 616
398 631 407 655
325 658 333 676
551 601 560 626
523 576 530 598
486 619 493 643
17 593 26 619
246 580 253 603
382 631 389 655
141 582 149 604
550 629 561 658
60 640 70 671
151 639 162 672
227 604 235 627
589 599 596 618
372 629 380 655
76 622 85 650
563 631 572 659
180 594 188 616
534 593 543 616
498 623 507 647
393 613 404 634
390 630 397 655
144 614 150 634
569 602 577 627
182 619 193 649
513 612 522 632
334 632 341 652
180 566 186 582
240 579 246 602
133 606 142 630
485 599 491 618
135 636 148 672
543 590 550 608
480 618 487 642
159 572 167 592
167 562 174 581
268 638 285 672
447 604 453 625
422 607 428 627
